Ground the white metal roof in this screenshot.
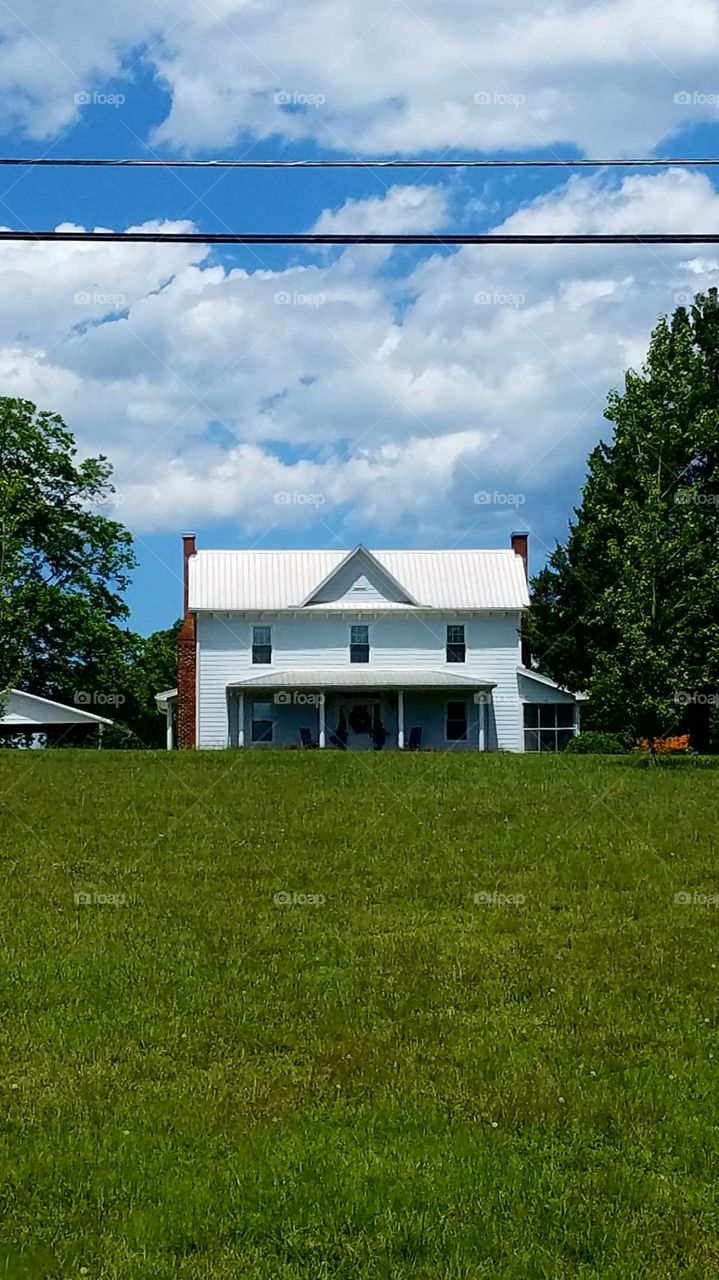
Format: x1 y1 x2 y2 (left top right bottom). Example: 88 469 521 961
189 547 529 612
1 689 113 727
228 668 495 690
517 667 587 701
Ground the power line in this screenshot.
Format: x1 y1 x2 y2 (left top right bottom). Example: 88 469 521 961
0 231 718 245
0 156 718 169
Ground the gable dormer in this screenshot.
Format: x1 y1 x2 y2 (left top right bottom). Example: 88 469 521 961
300 545 419 608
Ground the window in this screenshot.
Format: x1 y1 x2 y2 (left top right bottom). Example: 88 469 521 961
446 700 468 741
446 624 466 663
252 624 272 665
251 701 274 743
523 703 575 753
350 624 370 664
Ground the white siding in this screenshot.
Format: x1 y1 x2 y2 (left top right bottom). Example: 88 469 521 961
196 610 525 751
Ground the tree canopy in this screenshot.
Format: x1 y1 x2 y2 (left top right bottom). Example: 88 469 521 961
526 289 719 748
0 398 135 696
0 398 176 747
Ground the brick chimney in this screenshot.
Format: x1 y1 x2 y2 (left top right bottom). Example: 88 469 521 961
177 533 197 749
510 531 529 583
510 532 532 667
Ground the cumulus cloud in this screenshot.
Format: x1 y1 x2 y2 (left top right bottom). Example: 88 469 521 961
2 0 719 153
311 185 450 235
0 170 718 542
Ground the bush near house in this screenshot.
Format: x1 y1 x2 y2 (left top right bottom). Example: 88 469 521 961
2 750 719 1279
564 731 628 754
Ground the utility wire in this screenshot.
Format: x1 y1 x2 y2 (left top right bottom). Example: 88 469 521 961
0 231 718 245
0 156 719 168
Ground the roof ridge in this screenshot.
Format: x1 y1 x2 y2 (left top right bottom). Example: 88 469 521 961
195 547 517 555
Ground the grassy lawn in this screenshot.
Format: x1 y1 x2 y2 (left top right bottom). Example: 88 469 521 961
1 749 718 1279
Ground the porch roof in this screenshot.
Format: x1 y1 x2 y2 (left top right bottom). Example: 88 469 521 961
227 669 495 691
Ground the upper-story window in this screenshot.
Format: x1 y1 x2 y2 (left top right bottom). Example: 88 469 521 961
446 624 466 663
350 624 370 664
252 624 272 664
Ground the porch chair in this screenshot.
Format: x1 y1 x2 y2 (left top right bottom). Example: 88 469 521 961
299 726 318 748
407 726 423 750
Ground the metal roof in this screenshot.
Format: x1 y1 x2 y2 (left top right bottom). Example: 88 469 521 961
189 547 529 612
1 689 114 727
228 669 495 690
517 667 587 700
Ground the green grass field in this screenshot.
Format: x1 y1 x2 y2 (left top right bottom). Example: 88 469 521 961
1 750 718 1278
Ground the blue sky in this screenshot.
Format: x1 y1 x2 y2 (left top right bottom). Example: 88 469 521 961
1 0 719 632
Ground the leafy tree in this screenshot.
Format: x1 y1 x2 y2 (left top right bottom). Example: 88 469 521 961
98 621 181 748
0 398 136 698
0 398 180 750
526 290 719 750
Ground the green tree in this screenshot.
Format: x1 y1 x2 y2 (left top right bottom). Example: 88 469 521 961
526 290 719 750
99 621 181 748
0 398 181 749
0 397 136 698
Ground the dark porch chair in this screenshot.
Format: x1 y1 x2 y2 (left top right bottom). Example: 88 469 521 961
299 726 318 748
408 726 422 750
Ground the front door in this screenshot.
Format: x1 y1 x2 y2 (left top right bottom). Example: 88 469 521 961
341 699 384 750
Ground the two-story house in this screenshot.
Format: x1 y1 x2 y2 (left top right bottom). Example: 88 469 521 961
156 533 582 752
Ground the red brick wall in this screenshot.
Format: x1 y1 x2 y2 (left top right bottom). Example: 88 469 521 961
177 534 197 748
177 616 196 749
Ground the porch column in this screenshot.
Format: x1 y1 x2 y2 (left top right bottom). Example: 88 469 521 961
398 689 405 749
166 703 173 750
478 692 486 752
238 692 245 747
319 694 326 748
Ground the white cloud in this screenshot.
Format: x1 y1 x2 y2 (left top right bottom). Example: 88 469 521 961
2 0 719 153
0 170 718 544
311 185 450 235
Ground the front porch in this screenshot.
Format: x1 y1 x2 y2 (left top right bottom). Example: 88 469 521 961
226 670 497 751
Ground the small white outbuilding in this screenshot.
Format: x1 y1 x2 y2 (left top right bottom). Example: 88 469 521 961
0 689 113 740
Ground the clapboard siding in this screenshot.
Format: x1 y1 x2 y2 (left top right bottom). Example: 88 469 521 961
196 610 525 751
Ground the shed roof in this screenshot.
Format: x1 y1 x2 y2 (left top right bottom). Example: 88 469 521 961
228 669 495 690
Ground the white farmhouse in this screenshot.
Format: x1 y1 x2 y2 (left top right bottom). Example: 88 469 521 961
162 533 581 752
